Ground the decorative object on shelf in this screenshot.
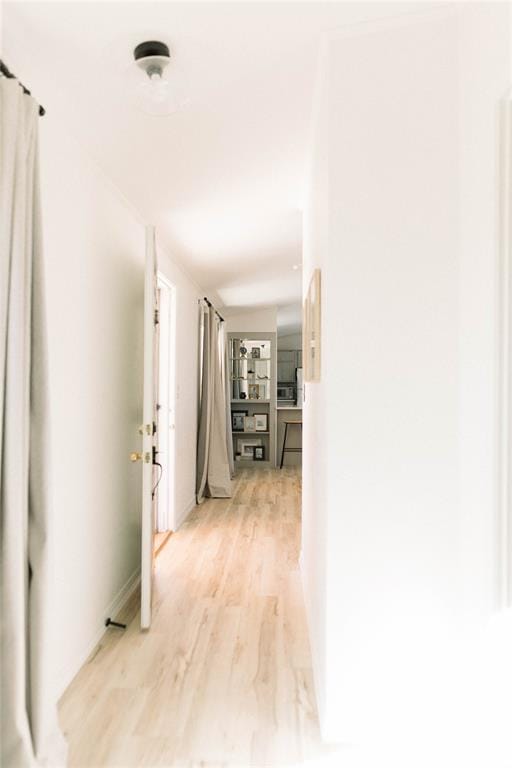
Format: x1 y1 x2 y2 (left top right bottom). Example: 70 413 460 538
240 392 247 399
237 438 262 459
253 445 265 461
304 268 321 382
239 345 248 357
254 413 268 432
248 384 261 400
243 415 256 432
251 347 261 359
232 410 248 432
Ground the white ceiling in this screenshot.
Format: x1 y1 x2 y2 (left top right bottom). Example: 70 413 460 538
3 0 421 328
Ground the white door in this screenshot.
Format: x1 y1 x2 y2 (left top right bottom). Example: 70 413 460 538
141 225 159 629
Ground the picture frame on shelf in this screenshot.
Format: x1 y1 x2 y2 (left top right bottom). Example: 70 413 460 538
244 415 256 432
232 410 248 432
248 383 261 400
251 347 261 359
237 438 262 459
253 445 265 461
254 413 268 432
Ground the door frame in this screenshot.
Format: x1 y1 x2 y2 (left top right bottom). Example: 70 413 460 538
497 90 512 609
156 271 177 533
141 225 158 630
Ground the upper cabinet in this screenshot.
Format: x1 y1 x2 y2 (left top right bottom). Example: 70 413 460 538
277 349 302 383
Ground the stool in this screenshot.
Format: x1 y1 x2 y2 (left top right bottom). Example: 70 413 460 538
280 420 302 469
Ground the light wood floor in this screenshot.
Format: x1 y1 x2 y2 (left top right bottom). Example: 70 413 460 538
59 467 326 767
153 531 172 556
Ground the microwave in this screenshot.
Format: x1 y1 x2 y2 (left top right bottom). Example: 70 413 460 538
277 385 295 400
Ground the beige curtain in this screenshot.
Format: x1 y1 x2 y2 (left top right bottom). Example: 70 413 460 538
196 306 232 502
0 78 67 766
220 324 234 477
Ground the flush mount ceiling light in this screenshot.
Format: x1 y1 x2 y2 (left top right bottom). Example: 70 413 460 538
130 40 190 116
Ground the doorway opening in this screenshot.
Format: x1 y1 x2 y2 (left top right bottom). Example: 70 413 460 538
153 273 177 555
276 321 303 470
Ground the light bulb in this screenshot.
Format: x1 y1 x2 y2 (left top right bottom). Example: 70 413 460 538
148 71 169 103
129 41 190 117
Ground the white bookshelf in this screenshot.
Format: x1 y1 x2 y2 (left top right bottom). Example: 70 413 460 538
228 332 277 468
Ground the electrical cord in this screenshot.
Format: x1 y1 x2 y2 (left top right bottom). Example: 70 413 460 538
152 462 163 499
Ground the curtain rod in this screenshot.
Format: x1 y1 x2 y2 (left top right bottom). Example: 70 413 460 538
0 59 45 116
202 297 224 323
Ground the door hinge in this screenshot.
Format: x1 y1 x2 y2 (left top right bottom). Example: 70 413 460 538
144 452 152 464
154 309 159 326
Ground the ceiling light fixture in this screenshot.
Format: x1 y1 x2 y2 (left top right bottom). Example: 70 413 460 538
131 40 189 116
292 264 302 271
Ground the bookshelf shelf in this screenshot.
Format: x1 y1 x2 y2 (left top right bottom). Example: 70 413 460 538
232 431 270 435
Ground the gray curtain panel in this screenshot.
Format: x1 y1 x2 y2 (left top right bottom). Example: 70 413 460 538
0 79 67 766
221 325 234 477
196 306 232 502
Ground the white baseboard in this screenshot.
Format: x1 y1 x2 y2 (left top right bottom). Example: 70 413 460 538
106 566 140 621
56 566 140 699
174 495 197 530
56 498 195 700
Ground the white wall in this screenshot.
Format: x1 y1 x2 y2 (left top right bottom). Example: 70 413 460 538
301 32 329 729
39 117 145 696
224 306 277 334
303 4 511 758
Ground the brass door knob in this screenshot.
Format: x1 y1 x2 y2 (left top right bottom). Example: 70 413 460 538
130 452 143 462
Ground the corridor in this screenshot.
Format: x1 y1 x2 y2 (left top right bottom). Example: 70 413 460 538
58 468 323 767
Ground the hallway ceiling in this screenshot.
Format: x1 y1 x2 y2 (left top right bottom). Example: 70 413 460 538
3 1 423 320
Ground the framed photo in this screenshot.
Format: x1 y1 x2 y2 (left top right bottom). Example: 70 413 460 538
304 268 321 382
252 445 265 461
254 413 268 432
232 410 248 432
237 438 262 459
251 347 261 359
244 415 256 432
248 383 261 400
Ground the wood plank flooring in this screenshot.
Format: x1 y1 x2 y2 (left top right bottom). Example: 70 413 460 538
153 531 172 556
58 467 326 767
